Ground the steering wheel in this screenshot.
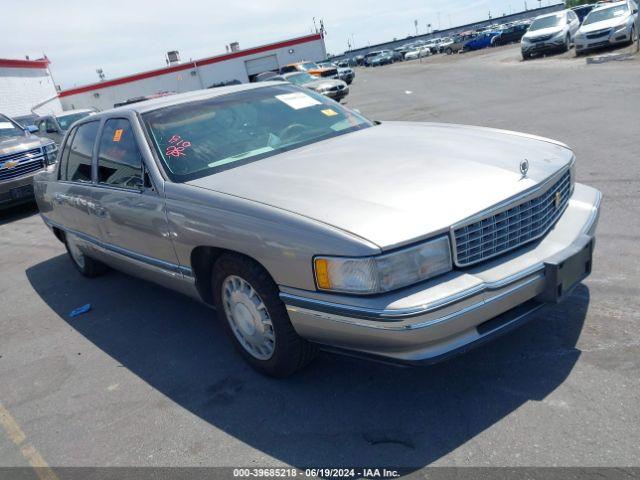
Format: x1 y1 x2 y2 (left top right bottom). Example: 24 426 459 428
279 123 307 143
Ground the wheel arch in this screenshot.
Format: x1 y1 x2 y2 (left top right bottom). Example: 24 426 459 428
190 246 274 306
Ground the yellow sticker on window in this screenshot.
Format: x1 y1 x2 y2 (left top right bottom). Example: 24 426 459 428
113 129 123 142
321 109 338 117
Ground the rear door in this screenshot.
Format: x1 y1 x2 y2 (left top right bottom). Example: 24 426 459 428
91 117 180 274
54 120 102 239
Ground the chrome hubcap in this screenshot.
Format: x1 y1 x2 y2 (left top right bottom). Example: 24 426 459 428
222 275 275 360
67 234 86 269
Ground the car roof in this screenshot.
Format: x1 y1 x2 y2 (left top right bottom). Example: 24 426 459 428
104 83 283 115
56 109 95 117
535 10 568 20
591 0 627 11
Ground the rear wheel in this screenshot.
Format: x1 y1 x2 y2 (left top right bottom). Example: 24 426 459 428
212 254 317 377
64 233 107 278
446 47 453 55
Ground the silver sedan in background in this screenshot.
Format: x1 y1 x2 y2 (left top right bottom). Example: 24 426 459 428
574 0 638 55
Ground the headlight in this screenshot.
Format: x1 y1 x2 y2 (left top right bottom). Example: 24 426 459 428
42 143 58 165
521 37 531 44
614 23 628 34
314 236 452 294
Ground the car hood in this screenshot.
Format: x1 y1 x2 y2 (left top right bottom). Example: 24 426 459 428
187 122 574 250
523 27 563 39
579 16 628 33
0 134 53 157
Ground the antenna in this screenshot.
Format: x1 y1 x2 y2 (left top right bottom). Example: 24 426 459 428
96 68 105 81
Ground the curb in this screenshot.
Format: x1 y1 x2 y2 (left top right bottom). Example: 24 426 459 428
586 52 636 64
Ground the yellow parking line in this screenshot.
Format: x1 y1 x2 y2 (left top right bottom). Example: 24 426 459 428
0 402 59 480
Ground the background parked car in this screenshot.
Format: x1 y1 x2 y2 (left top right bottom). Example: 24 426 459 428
369 51 394 66
12 114 39 129
0 113 57 209
282 72 349 101
444 33 476 54
363 51 384 66
318 62 355 84
35 109 96 146
404 46 432 60
492 24 529 46
279 62 338 79
574 0 638 55
521 9 580 59
463 31 501 51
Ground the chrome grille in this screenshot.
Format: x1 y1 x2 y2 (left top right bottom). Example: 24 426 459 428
453 170 571 267
0 148 45 181
587 29 611 39
530 34 553 42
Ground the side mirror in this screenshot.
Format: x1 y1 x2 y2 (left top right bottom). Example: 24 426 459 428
26 125 38 134
633 8 638 14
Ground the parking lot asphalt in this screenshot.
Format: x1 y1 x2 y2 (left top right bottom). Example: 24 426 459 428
1 43 639 472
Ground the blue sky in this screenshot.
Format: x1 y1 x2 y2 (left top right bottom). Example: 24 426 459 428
3 0 559 88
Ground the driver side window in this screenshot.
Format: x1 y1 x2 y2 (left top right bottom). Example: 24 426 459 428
96 118 144 190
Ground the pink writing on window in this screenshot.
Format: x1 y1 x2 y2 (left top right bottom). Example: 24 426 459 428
165 134 192 158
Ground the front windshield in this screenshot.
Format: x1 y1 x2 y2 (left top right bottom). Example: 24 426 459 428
529 14 562 31
142 85 373 182
583 4 629 25
298 62 317 71
286 73 315 85
56 111 92 130
0 115 25 139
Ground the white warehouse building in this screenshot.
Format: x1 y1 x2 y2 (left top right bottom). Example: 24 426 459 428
0 57 63 117
60 33 327 111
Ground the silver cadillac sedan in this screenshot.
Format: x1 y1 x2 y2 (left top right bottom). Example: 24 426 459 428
34 83 601 377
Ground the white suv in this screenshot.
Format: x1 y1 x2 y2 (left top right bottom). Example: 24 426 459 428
521 9 581 59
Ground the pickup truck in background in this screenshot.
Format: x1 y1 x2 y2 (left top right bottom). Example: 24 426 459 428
0 113 58 209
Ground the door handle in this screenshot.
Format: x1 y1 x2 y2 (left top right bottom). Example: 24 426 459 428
90 203 108 218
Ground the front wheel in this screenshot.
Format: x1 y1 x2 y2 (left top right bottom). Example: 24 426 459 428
212 254 317 377
446 47 453 55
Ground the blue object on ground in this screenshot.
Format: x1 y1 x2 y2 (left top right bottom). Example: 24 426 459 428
69 304 92 318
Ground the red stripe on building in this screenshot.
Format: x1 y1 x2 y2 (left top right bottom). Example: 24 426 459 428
59 33 323 98
0 58 51 69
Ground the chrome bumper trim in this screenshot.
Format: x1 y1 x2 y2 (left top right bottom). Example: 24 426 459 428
284 273 543 331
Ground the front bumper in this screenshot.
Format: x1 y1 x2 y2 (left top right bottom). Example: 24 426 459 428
324 87 350 100
280 183 601 364
522 38 566 54
0 170 42 209
575 29 632 52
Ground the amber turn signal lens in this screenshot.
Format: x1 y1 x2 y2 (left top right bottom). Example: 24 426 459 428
314 258 331 289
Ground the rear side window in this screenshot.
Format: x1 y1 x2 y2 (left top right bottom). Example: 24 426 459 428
96 118 143 190
63 121 99 182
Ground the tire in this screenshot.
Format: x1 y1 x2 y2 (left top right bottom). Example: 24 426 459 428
630 26 637 45
522 52 530 60
562 35 570 52
64 232 107 278
212 254 317 377
446 47 453 55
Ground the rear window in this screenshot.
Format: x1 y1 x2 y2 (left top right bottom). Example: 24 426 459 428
62 121 99 182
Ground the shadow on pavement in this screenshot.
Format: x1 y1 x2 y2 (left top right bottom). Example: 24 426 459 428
0 202 38 226
26 254 589 469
